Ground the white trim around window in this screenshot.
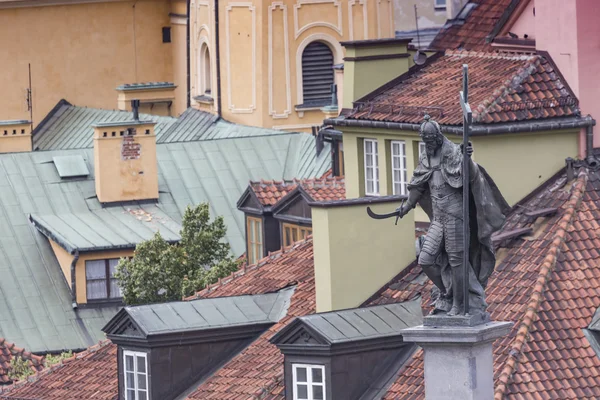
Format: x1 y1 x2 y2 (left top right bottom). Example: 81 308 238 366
363 138 379 196
418 141 426 158
123 350 149 400
292 364 326 400
391 140 408 195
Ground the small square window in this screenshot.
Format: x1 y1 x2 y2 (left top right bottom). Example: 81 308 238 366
435 0 447 9
86 259 122 301
123 350 148 400
293 364 326 400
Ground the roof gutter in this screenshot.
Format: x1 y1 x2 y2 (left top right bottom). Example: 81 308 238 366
324 115 596 136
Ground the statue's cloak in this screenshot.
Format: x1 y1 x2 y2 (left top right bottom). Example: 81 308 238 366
408 137 510 286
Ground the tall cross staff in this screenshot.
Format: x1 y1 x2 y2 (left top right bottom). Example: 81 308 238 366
459 64 472 315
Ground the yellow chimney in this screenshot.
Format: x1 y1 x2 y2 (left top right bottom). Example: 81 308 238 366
311 197 416 312
92 121 159 204
0 120 32 153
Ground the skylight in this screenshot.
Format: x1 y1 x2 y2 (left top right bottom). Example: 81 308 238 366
52 155 90 178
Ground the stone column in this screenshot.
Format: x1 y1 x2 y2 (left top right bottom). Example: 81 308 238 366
402 321 512 400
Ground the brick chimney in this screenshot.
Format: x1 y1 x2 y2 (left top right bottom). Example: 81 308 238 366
92 120 158 204
0 120 32 153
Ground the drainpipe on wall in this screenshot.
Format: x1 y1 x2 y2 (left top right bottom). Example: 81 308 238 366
70 250 79 309
186 0 191 108
586 124 599 167
214 0 222 117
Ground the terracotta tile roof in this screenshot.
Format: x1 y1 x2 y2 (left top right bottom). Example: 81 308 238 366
347 51 579 126
374 165 600 399
0 340 117 400
0 339 44 385
250 176 345 206
184 239 315 399
430 0 512 51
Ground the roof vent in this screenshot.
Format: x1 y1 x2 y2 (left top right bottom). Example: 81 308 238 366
52 155 90 178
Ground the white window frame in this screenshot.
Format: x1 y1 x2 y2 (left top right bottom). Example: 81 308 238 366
123 350 149 400
197 41 212 97
391 140 407 195
292 364 326 400
418 141 426 158
363 139 380 196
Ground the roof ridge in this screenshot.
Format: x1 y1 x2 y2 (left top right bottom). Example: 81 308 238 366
474 54 542 122
445 49 537 60
494 168 589 399
188 237 314 300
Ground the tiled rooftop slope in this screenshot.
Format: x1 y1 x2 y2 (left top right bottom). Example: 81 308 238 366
0 339 44 385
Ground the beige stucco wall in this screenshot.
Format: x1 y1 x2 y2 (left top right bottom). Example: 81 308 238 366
394 0 448 33
312 200 415 312
190 0 396 131
49 239 132 304
342 127 579 215
0 0 175 124
0 122 32 153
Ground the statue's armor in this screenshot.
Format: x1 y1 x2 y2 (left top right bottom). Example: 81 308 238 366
418 161 464 267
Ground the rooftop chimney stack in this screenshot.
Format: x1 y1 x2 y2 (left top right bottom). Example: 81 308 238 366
0 120 32 153
93 120 159 204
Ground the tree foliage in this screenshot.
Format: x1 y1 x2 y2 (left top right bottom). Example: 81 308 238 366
114 203 239 305
8 357 35 381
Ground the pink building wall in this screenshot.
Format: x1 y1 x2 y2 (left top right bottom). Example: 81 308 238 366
535 0 600 156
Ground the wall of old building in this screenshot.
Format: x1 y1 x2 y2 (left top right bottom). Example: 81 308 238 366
341 127 579 216
189 0 396 132
0 0 176 125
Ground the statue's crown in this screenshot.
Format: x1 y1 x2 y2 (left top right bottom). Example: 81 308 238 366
419 114 441 136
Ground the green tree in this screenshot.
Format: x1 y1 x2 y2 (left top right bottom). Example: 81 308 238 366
114 203 239 305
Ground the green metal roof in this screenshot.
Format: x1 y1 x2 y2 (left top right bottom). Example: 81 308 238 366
105 287 294 337
32 101 177 151
51 155 89 178
0 123 329 353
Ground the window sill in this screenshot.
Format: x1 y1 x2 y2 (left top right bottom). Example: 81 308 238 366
193 95 214 105
295 102 333 111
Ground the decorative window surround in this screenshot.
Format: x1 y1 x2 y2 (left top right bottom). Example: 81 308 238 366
268 2 292 119
292 364 326 400
391 140 407 195
123 350 149 400
363 139 379 196
293 0 342 39
348 0 368 41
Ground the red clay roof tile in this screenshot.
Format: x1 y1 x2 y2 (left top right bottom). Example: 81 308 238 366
0 339 44 385
250 176 345 206
347 51 578 126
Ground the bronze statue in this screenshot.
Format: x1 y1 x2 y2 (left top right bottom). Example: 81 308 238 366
369 115 509 319
404 116 509 316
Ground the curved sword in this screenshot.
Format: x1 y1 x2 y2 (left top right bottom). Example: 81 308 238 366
366 200 405 225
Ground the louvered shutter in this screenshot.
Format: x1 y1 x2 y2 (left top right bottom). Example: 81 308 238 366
302 42 334 105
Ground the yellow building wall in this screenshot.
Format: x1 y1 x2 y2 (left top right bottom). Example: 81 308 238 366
189 0 395 131
312 199 415 312
0 0 175 124
342 127 579 216
171 1 189 116
0 121 32 153
49 239 133 304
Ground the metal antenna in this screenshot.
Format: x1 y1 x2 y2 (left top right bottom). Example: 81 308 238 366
414 4 421 49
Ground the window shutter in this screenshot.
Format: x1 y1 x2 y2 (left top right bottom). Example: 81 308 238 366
302 42 334 105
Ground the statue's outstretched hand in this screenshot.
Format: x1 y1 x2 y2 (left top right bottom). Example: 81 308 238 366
395 204 410 218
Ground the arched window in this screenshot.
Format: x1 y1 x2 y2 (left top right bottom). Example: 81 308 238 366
301 41 334 106
198 42 212 96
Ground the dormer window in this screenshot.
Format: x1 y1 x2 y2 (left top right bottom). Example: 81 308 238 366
123 350 149 400
293 364 325 400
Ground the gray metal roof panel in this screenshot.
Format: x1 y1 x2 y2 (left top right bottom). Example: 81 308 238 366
120 288 295 336
298 299 423 344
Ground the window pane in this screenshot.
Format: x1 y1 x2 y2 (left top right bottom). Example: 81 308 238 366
285 227 291 247
292 228 298 243
255 220 263 245
297 384 308 399
366 153 373 166
110 278 122 298
138 373 147 390
127 389 135 399
108 259 119 276
365 140 372 153
296 367 307 382
139 392 147 400
313 385 324 400
87 280 107 300
137 356 146 373
312 367 323 383
126 372 135 388
125 355 134 372
86 260 106 279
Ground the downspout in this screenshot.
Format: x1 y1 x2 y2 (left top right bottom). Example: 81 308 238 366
586 124 598 167
214 0 222 117
186 0 191 108
70 250 79 308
